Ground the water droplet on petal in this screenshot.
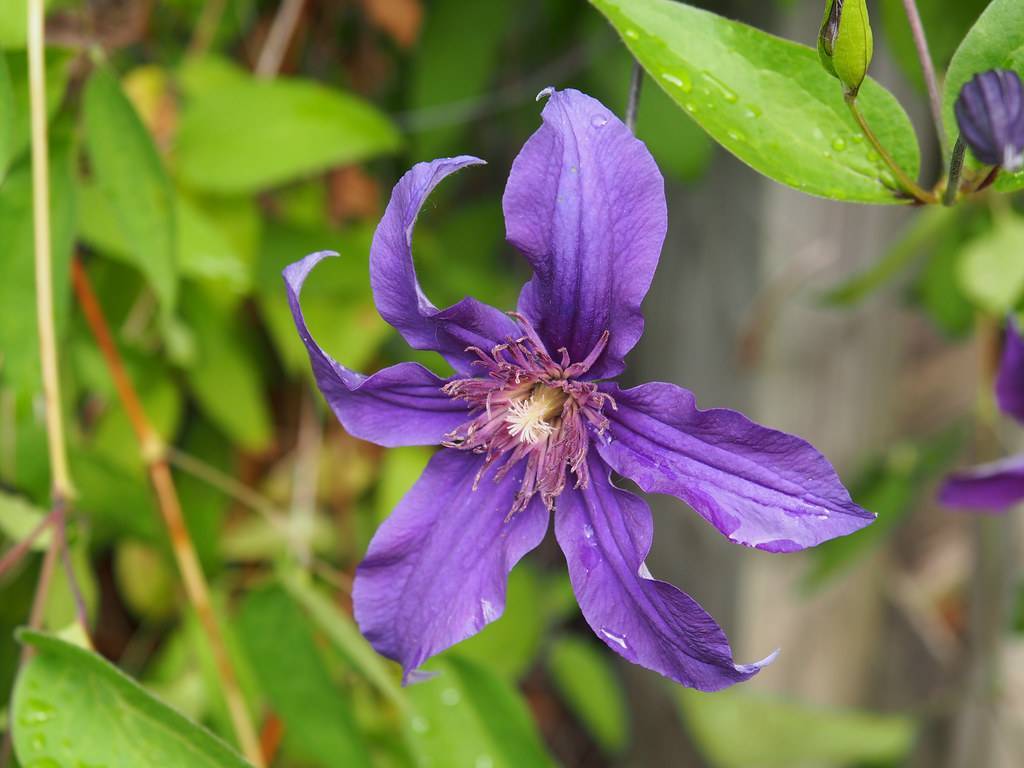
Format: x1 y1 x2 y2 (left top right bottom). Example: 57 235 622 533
600 628 629 650
535 86 554 102
590 114 608 128
480 598 499 622
583 524 595 540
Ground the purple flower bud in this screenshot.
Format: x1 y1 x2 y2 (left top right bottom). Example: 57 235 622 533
955 69 1024 171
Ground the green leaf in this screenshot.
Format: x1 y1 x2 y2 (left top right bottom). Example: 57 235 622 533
0 0 57 48
409 0 513 158
406 655 555 768
0 50 73 181
13 631 254 768
0 490 49 551
547 636 628 754
943 0 1024 192
280 569 405 709
957 214 1024 314
237 585 371 767
0 54 14 180
175 76 401 194
822 206 959 306
804 429 962 591
676 687 914 768
0 135 76 395
180 284 272 451
83 66 178 310
590 0 921 203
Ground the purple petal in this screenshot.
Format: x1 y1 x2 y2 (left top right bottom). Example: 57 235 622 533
503 88 667 379
939 454 1024 512
371 156 519 372
353 449 549 680
555 456 774 691
597 382 874 553
996 318 1024 424
284 251 467 447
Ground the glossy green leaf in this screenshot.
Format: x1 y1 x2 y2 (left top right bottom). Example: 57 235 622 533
0 490 49 551
958 214 1024 313
943 0 1024 192
280 569 405 709
0 136 76 395
180 285 272 452
547 636 628 753
237 585 371 767
406 655 555 768
590 0 921 203
676 687 914 768
13 631 253 768
175 76 401 194
83 66 178 310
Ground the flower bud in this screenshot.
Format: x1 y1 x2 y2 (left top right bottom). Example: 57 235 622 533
954 69 1024 172
818 0 874 96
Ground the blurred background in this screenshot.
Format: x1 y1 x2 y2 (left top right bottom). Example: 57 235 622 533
1 0 1021 766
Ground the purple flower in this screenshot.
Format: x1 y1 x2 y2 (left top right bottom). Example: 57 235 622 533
284 88 874 691
954 69 1024 172
940 318 1024 511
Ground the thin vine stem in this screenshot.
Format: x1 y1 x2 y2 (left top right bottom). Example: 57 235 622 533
625 60 643 134
944 136 966 206
70 257 265 768
255 0 306 78
901 0 948 163
845 94 936 204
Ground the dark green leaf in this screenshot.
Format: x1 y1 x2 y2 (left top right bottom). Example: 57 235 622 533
13 631 254 768
175 76 401 194
591 0 921 203
237 585 371 767
83 66 178 310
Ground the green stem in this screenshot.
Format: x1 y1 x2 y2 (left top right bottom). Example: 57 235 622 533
845 94 936 204
944 136 966 206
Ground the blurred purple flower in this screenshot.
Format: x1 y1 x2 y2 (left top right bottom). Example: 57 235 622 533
940 319 1024 511
954 69 1024 172
284 88 873 691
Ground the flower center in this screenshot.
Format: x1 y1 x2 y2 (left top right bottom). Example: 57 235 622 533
442 317 614 516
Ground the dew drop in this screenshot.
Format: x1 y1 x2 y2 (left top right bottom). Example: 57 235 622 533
411 716 430 733
684 102 698 114
475 756 495 768
814 513 830 520
441 687 461 706
590 114 608 128
600 628 629 649
20 699 55 726
700 71 738 103
30 733 46 751
812 127 825 141
832 137 847 152
744 105 763 119
851 134 864 144
583 524 595 540
727 129 746 143
660 71 693 93
624 28 640 40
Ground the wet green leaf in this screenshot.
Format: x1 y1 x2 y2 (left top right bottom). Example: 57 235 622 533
175 76 401 194
547 635 628 753
83 66 178 310
13 631 253 768
591 0 921 203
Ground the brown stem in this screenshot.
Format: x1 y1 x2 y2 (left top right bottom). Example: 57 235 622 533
0 507 58 579
255 0 306 78
71 258 265 767
845 94 937 204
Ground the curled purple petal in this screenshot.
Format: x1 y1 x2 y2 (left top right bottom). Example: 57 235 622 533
597 382 874 552
503 88 667 379
955 69 1024 170
370 156 519 372
353 449 549 681
996 317 1024 424
939 454 1024 512
284 251 468 447
555 456 774 691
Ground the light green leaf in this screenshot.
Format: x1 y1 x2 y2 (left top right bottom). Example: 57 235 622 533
0 0 57 48
0 490 49 551
13 631 254 768
237 585 371 767
0 136 76 395
280 569 405 709
590 0 921 203
943 0 1024 192
180 284 272 451
1 50 73 181
175 76 401 194
958 214 1024 314
406 656 555 768
83 66 178 310
375 446 432 526
547 636 628 753
676 687 914 768
0 54 13 180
